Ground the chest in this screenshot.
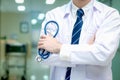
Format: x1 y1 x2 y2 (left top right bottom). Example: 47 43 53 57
56 12 103 44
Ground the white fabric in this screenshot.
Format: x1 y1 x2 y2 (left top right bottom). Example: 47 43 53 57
39 0 120 80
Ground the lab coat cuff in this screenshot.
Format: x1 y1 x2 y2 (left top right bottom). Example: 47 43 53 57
60 44 71 62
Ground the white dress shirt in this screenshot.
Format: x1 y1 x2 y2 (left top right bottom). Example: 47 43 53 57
39 0 120 80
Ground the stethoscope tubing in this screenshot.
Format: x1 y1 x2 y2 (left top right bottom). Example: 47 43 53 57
38 20 59 60
44 20 59 37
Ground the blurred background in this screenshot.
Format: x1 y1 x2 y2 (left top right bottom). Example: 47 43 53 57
0 0 120 80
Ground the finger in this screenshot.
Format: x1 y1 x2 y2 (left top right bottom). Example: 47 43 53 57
37 45 44 49
38 38 45 43
88 35 95 44
38 42 43 46
37 41 44 48
38 36 46 44
38 40 44 47
40 35 47 39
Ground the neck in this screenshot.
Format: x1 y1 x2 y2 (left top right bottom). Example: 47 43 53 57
72 0 91 8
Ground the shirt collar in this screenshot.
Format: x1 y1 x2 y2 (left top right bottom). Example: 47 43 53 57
63 0 102 18
63 1 72 18
93 0 103 12
71 0 94 17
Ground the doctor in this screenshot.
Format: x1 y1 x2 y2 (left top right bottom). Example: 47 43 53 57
38 0 120 80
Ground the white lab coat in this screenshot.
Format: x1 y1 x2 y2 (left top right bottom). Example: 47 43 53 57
39 0 120 80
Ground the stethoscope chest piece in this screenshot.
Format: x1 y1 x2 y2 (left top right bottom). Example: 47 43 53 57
36 55 42 62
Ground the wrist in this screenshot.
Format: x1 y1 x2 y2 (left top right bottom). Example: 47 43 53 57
57 43 62 53
53 43 62 53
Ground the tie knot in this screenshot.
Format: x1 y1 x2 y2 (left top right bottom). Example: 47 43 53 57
77 9 84 18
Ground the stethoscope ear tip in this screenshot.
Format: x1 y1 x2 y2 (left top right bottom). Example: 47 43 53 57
35 55 42 62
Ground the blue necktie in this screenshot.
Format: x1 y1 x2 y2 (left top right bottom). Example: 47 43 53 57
65 9 84 80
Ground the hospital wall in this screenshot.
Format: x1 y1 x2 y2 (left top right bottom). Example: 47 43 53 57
0 12 32 44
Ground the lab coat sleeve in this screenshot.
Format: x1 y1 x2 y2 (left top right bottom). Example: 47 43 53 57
39 11 76 67
40 54 76 67
60 9 120 66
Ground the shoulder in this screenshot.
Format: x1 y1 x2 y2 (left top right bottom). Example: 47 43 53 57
94 1 119 15
45 3 69 18
94 1 120 21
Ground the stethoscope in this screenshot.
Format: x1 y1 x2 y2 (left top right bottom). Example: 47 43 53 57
36 20 59 62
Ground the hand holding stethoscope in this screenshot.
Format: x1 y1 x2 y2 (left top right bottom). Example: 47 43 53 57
36 20 59 62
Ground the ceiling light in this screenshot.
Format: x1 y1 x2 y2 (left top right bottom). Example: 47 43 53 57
43 75 48 80
31 19 37 25
38 13 45 20
15 0 24 3
17 5 26 11
30 75 36 80
46 0 55 4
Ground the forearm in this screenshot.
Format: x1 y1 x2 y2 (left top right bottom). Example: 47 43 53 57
59 31 120 66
